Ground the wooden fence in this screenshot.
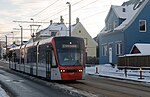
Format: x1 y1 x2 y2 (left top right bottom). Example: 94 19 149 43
118 55 150 68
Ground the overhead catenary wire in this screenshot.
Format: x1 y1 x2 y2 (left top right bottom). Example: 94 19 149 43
41 7 68 21
11 0 109 38
44 0 99 22
39 0 84 22
27 0 100 23
81 10 108 20
72 0 84 6
32 0 59 17
72 0 98 13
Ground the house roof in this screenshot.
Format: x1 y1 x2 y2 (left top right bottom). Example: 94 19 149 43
112 4 135 19
37 23 68 36
130 43 150 55
102 0 149 33
119 43 150 57
114 0 149 31
71 22 98 46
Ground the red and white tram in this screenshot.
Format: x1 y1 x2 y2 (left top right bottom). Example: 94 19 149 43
9 37 85 80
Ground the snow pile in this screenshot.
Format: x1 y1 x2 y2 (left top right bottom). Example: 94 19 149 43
86 64 150 83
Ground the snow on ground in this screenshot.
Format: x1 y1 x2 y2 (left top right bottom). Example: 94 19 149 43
0 86 10 97
86 64 150 83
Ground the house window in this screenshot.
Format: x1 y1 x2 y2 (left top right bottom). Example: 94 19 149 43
51 32 57 36
123 8 126 12
116 43 122 55
102 45 107 56
139 20 146 32
79 30 81 33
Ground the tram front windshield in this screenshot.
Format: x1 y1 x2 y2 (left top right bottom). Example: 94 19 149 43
58 49 83 66
55 37 84 66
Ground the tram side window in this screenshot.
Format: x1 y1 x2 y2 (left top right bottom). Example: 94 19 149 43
38 45 46 64
33 51 37 62
52 51 57 67
27 51 32 63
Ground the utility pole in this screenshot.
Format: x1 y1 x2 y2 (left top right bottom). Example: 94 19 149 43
66 2 71 37
11 31 14 44
30 18 35 37
5 35 7 61
20 25 23 45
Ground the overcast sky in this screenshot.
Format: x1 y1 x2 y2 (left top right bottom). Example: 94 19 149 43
0 0 127 43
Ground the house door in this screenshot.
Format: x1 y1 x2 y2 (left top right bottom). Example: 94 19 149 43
109 47 112 63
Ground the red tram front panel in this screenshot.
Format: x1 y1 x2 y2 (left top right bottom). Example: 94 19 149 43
53 37 85 80
59 66 84 80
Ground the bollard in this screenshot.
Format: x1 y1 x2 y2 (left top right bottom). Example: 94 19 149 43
95 65 99 74
124 67 127 77
138 67 144 79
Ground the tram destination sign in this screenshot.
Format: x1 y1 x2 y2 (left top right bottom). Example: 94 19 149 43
62 44 78 48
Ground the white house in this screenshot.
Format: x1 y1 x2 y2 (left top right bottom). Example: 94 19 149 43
34 16 68 41
70 18 98 58
32 16 98 62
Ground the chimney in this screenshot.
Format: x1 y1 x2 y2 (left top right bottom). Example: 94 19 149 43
76 17 79 24
50 20 53 25
60 16 64 23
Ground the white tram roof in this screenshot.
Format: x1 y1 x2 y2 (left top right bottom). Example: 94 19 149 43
25 37 54 48
9 46 21 51
26 41 39 48
38 37 53 45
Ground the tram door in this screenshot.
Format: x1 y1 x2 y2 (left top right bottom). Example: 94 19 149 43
46 50 52 79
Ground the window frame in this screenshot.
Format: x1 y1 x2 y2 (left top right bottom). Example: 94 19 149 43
116 43 122 55
139 20 147 32
102 45 107 56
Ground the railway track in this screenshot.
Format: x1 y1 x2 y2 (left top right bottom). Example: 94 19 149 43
1 61 150 97
62 74 150 97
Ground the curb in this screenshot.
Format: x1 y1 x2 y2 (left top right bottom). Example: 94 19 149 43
88 73 150 87
0 81 16 97
32 78 98 97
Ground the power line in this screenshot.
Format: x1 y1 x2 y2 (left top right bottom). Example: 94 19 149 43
32 0 59 17
40 0 85 22
0 37 29 38
41 7 67 21
81 10 108 20
13 20 49 24
72 0 98 13
46 0 98 21
72 0 84 6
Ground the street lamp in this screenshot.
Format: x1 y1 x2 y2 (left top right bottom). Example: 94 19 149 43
30 18 34 37
66 2 71 37
19 25 23 46
11 31 14 44
5 35 7 61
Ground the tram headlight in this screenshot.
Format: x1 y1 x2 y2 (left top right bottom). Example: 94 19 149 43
79 70 83 72
60 70 66 72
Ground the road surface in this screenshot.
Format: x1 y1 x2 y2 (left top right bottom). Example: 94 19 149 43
1 61 150 97
0 61 73 97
